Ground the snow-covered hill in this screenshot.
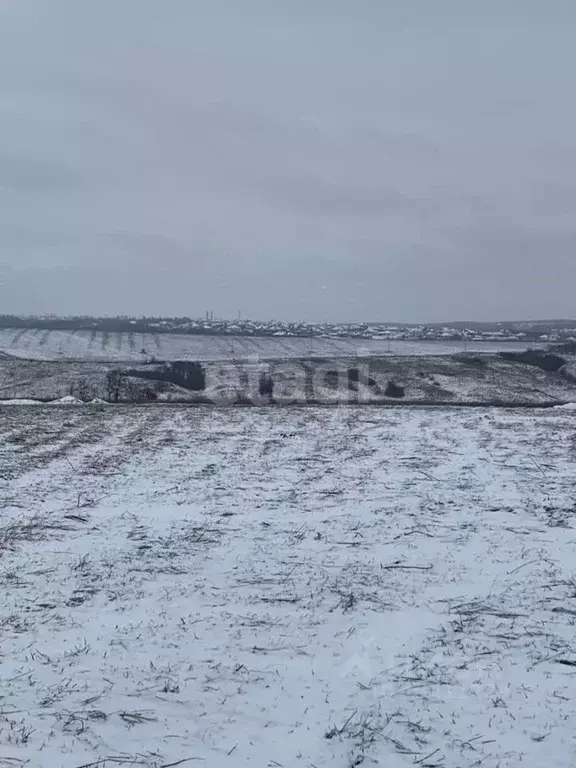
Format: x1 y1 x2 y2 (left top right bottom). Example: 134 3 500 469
0 328 545 362
1 354 576 406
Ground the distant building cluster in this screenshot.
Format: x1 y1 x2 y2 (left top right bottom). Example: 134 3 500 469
147 317 576 343
1 314 575 343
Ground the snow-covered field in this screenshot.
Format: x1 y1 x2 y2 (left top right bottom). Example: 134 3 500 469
0 328 544 362
2 405 576 768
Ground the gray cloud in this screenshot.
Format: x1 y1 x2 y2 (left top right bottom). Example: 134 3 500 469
0 0 575 322
0 152 77 192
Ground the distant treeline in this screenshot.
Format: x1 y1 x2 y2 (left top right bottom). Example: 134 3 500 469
443 319 576 332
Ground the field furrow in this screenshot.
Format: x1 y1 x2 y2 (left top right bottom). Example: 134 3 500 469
1 406 576 767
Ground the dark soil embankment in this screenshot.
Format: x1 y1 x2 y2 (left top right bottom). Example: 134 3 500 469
499 349 566 372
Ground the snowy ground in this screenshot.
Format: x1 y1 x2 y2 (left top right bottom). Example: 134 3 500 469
1 405 576 768
3 354 575 406
0 328 544 362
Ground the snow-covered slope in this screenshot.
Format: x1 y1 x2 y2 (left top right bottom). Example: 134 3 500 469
1 355 576 405
0 327 545 362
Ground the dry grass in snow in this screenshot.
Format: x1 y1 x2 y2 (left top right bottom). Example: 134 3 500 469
1 405 576 767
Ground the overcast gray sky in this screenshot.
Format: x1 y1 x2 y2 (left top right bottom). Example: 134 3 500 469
0 1 575 323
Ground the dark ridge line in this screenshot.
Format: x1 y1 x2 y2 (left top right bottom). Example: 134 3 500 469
2 399 570 410
148 400 569 409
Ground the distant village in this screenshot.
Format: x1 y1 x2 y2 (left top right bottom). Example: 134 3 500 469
165 315 576 343
1 314 576 344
